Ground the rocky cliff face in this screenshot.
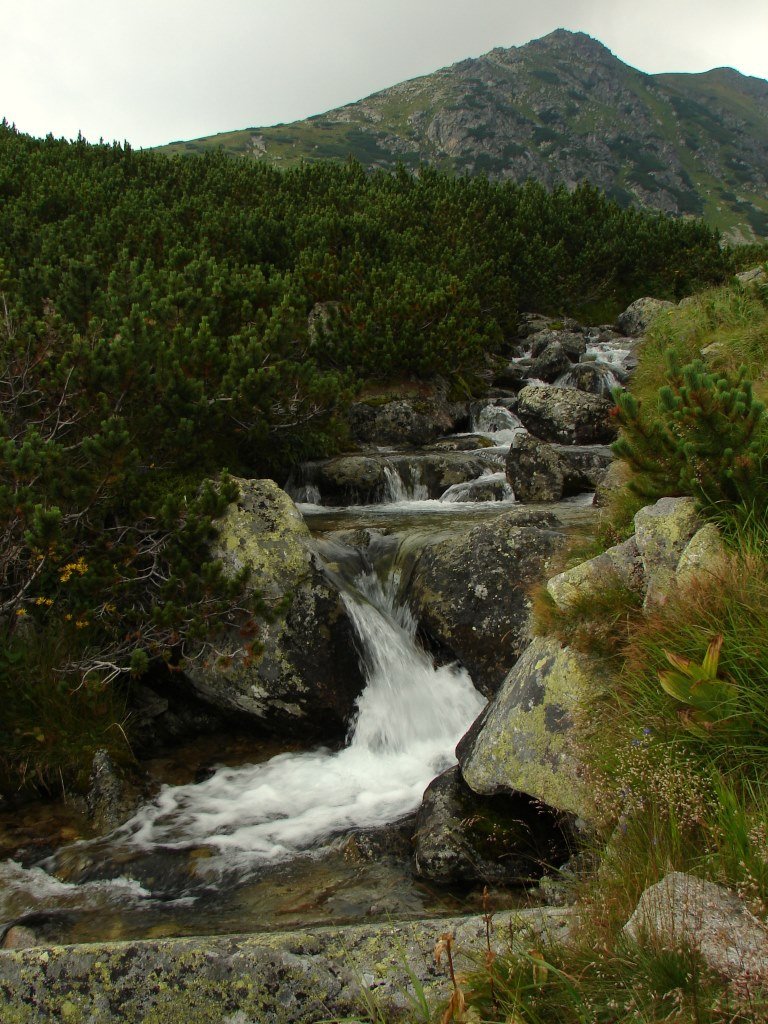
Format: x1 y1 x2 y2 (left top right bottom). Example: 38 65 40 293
157 29 768 242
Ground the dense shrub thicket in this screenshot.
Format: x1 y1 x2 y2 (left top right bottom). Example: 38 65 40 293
0 122 733 789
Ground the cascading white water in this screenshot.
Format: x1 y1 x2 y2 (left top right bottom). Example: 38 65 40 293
471 404 523 435
121 572 485 864
382 464 429 503
470 404 528 450
440 471 514 504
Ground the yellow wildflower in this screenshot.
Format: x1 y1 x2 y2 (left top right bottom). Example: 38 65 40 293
59 558 89 583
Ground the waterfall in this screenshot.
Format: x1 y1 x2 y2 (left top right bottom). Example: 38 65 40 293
120 572 485 864
382 464 429 503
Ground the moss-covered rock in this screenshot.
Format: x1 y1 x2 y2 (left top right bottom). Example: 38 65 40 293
457 637 602 823
185 479 364 739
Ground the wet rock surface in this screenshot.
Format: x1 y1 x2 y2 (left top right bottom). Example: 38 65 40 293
410 510 565 695
414 766 572 885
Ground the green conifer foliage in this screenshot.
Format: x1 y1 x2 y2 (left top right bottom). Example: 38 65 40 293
613 357 768 510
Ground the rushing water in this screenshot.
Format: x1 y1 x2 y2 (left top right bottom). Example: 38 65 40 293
0 567 489 942
120 572 484 866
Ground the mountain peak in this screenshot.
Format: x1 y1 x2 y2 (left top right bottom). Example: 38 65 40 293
155 31 768 242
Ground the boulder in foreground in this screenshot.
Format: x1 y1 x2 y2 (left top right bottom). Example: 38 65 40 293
185 479 365 739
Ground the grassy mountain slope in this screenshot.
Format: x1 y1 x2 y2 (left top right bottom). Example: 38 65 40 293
156 29 768 242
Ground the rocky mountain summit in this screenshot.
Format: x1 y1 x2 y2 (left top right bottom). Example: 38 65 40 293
158 29 768 242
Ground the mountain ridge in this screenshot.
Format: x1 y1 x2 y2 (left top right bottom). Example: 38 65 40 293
156 29 768 242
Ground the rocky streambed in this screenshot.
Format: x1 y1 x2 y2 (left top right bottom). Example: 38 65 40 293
0 304 655 1018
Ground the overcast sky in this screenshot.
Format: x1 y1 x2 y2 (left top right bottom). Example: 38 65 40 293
4 0 768 149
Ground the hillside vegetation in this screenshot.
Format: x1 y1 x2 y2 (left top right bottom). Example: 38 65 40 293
0 121 738 791
156 30 768 243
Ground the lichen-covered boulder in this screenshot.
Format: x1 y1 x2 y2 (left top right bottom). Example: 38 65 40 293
676 522 729 588
546 537 646 610
457 637 601 823
0 908 573 1023
506 433 565 502
735 266 768 287
414 766 572 885
633 497 702 608
517 385 617 445
185 479 365 738
410 511 565 696
624 872 768 986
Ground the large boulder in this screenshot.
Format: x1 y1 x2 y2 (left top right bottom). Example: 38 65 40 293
616 297 675 337
735 265 768 287
529 330 586 361
555 362 618 397
517 385 617 445
390 452 500 499
457 637 602 823
506 437 613 504
414 766 572 885
294 455 387 504
625 872 768 987
506 433 565 502
185 479 365 738
409 510 565 695
528 341 572 383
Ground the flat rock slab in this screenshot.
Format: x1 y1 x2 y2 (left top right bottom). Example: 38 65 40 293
0 909 571 1023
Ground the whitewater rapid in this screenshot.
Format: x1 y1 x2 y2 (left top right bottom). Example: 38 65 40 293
117 572 485 865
